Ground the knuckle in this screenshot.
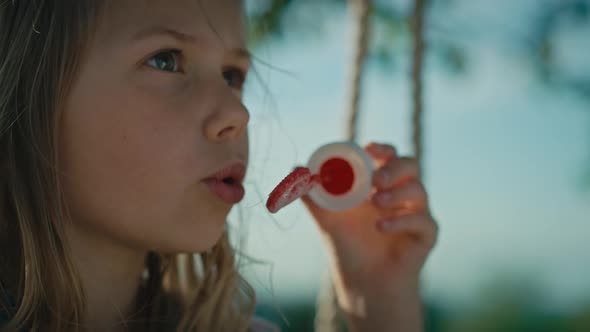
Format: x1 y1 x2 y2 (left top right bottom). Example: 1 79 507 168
401 157 419 169
399 180 423 197
376 166 394 183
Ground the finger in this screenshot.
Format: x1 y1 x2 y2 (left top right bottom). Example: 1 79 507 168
372 181 428 212
376 213 438 244
372 157 419 190
365 142 397 167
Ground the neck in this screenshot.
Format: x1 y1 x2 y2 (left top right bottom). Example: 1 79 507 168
65 223 148 331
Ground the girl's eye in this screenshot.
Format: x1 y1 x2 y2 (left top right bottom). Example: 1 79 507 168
145 50 182 72
222 67 246 90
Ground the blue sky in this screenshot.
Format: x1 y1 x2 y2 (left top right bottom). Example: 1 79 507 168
231 0 590 312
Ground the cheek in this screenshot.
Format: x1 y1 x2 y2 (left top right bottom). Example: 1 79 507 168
59 86 220 251
60 95 182 196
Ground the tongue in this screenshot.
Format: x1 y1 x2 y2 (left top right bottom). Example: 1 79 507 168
266 167 319 213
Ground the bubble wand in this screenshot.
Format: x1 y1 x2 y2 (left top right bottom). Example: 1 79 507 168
266 141 374 213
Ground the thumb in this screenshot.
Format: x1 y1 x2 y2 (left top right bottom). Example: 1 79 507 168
300 188 345 236
290 165 326 217
299 192 331 231
300 194 338 226
300 192 316 210
300 190 331 222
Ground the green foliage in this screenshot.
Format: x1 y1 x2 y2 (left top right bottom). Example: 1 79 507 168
253 273 590 332
525 0 590 100
246 0 419 72
247 0 294 47
247 0 590 93
246 0 590 190
255 300 317 332
256 296 590 332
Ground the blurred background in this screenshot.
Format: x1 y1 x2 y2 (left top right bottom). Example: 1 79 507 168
228 0 590 331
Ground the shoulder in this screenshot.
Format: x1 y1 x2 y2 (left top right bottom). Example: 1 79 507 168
249 316 281 332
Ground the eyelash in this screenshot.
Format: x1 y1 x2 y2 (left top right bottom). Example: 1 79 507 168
145 49 247 90
222 66 246 90
145 49 182 73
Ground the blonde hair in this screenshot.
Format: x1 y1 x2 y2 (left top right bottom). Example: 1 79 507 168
0 1 255 331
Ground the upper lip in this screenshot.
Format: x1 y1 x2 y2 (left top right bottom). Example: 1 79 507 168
204 161 246 184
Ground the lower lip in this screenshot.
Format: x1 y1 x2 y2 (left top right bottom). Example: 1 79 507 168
203 179 245 204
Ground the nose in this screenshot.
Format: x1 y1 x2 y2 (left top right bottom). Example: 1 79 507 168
203 92 250 142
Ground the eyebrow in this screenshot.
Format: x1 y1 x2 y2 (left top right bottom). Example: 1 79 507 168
131 26 251 64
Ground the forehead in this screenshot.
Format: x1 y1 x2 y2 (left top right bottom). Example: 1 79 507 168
96 0 245 48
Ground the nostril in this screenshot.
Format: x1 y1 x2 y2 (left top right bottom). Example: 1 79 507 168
218 126 236 139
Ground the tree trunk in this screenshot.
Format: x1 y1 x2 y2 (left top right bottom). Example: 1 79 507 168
315 0 371 331
411 0 426 179
345 0 371 143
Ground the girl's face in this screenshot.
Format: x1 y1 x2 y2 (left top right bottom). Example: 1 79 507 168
60 0 250 253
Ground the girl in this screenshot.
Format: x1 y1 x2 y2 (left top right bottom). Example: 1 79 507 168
0 0 438 331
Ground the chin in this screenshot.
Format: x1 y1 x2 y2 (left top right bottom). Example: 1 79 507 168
181 220 227 253
156 204 229 253
156 230 224 254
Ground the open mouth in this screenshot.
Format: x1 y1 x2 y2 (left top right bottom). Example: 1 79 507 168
202 161 246 205
222 177 237 185
203 176 245 204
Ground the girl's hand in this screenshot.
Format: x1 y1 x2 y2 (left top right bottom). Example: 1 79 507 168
300 142 438 331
